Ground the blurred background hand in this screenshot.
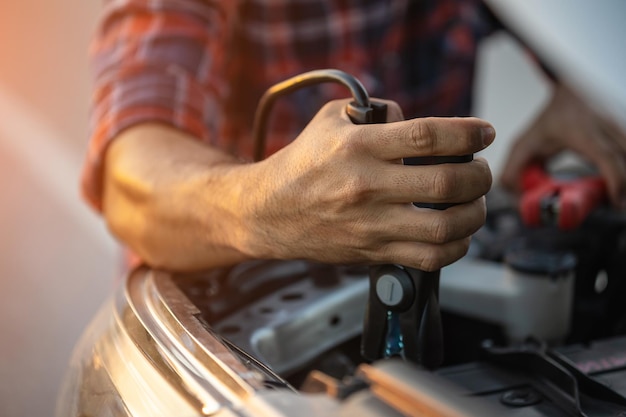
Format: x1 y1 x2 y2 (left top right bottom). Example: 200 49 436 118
499 82 626 208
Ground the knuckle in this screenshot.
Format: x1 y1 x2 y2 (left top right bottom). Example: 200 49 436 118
421 240 470 271
411 119 437 154
371 244 390 264
419 249 445 272
457 237 472 259
446 241 471 268
432 167 457 198
477 160 494 194
333 172 378 210
458 199 487 236
430 215 453 244
340 126 369 154
368 240 392 263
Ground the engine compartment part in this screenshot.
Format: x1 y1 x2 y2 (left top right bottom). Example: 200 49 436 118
60 259 626 417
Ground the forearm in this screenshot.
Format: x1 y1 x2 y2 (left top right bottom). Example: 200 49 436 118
102 122 258 271
102 100 495 273
83 0 233 211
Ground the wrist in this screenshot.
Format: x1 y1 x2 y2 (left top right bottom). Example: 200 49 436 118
226 158 284 261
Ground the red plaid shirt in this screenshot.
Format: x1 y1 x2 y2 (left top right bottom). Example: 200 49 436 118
82 0 497 211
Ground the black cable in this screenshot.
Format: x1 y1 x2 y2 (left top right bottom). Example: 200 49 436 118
252 69 371 162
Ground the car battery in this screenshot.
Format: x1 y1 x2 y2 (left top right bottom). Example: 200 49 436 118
437 336 626 416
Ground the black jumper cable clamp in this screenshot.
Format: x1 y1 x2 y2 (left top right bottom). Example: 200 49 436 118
252 69 472 370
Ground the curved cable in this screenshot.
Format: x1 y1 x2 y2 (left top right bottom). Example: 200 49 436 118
252 69 371 161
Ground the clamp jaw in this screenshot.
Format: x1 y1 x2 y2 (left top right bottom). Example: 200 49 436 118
361 265 443 369
520 163 607 230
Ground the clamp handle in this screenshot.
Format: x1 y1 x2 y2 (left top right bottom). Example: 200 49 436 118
349 100 471 369
250 69 466 369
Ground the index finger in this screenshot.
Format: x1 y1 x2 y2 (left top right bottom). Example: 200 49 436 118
363 117 496 161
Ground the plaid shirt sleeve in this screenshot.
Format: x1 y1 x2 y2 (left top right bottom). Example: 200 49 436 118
81 0 235 211
81 0 498 213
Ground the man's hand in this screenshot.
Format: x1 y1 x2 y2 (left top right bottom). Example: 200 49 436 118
103 99 495 272
500 83 626 208
240 99 495 271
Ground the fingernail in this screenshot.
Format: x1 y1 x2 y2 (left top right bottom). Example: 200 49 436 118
481 126 496 146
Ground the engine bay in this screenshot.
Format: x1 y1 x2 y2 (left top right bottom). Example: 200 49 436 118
171 186 626 415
